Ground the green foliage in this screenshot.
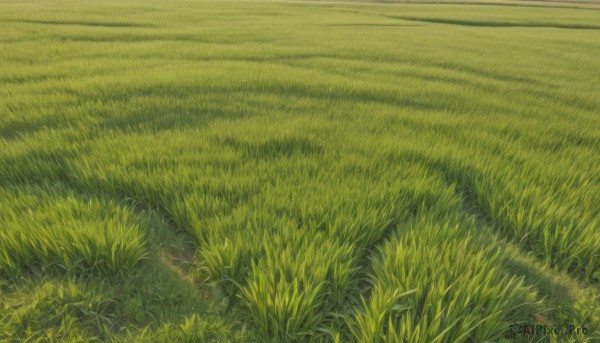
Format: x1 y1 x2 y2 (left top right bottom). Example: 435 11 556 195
0 186 147 278
114 312 249 343
1 0 599 341
1 280 116 342
349 219 533 342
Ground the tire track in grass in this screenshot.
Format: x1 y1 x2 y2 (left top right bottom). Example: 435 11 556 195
428 158 600 338
345 148 595 342
0 130 250 338
345 198 533 342
338 150 500 341
230 182 422 340
405 150 599 282
0 174 251 340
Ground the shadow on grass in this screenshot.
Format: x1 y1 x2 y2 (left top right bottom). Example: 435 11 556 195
383 15 600 30
373 0 600 11
0 191 242 341
326 23 424 27
2 19 153 28
218 136 324 159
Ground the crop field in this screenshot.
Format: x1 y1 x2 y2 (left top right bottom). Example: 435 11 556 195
1 0 599 341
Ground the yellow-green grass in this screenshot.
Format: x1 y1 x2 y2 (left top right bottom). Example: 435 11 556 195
1 0 599 341
0 185 146 277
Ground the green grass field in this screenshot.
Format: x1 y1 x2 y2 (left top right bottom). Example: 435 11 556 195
1 0 599 341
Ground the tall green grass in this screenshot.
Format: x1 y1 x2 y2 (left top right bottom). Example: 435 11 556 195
1 0 599 341
0 186 147 278
349 218 533 342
